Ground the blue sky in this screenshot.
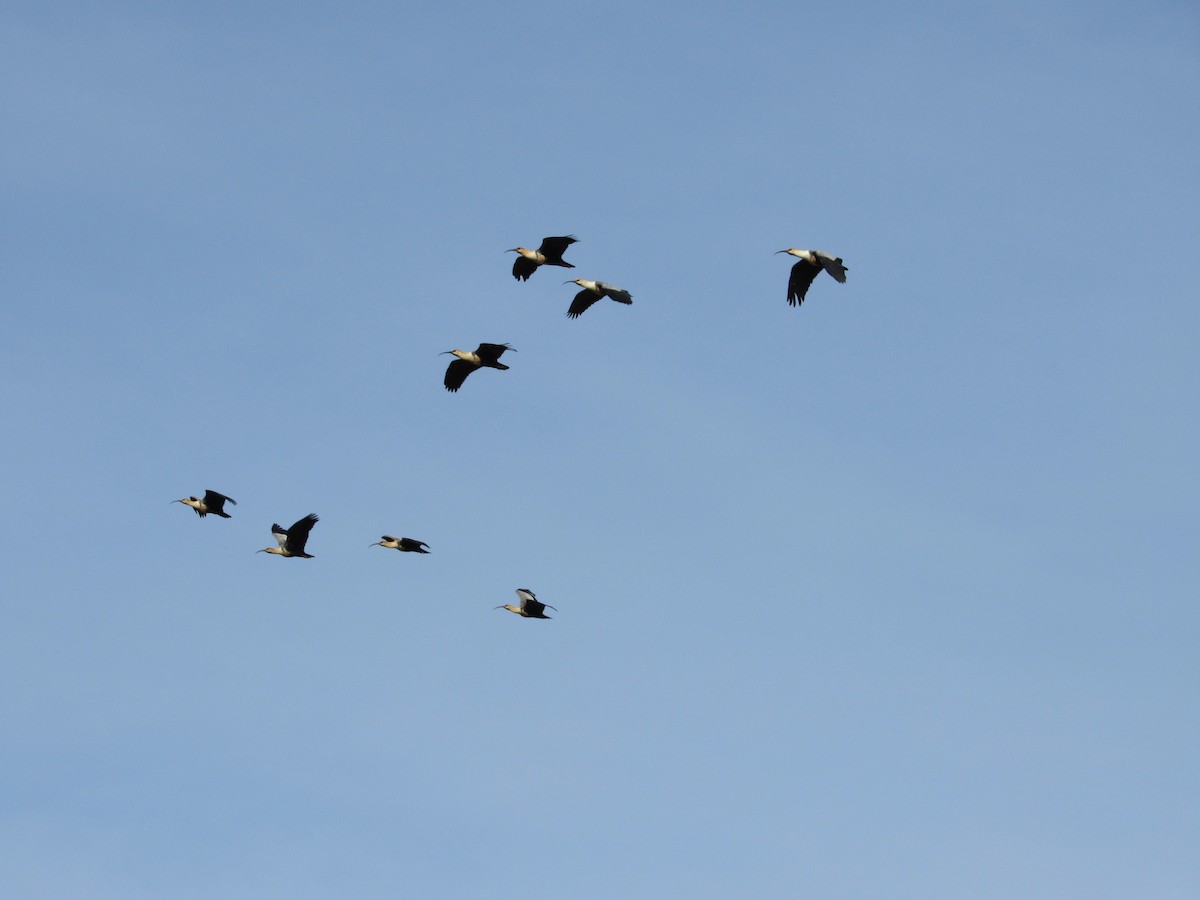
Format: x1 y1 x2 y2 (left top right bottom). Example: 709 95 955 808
2 1 1197 896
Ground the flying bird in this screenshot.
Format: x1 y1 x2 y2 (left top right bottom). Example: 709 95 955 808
258 514 319 558
775 248 848 306
441 343 514 392
563 279 633 318
370 536 430 554
173 489 236 519
495 588 556 619
509 235 578 281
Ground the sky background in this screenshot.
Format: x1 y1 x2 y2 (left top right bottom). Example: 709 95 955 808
2 1 1198 897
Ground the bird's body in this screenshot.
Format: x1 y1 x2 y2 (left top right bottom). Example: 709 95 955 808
563 279 633 318
442 342 514 392
371 535 430 554
258 514 319 558
776 248 848 306
510 235 578 281
174 489 236 518
495 588 556 619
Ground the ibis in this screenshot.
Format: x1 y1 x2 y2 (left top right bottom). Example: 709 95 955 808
370 536 430 554
775 249 848 306
258 513 319 558
509 235 577 281
495 588 556 619
441 343 514 392
173 489 236 519
563 279 633 319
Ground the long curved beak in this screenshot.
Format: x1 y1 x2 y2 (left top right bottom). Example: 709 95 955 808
170 499 183 504
505 248 519 253
774 249 789 255
369 542 381 547
439 350 453 356
255 549 268 554
493 605 505 610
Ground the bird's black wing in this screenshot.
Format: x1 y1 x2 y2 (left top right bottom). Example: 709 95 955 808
600 284 633 305
381 535 398 543
818 254 848 283
475 343 511 364
512 256 538 281
400 538 430 553
444 359 475 392
286 513 319 554
538 235 577 264
203 490 235 515
788 261 820 306
567 289 602 319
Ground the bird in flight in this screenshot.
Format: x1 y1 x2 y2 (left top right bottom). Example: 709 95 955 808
775 248 848 306
495 588 556 619
258 514 319 558
370 536 430 554
509 235 578 281
173 489 236 519
441 343 514 392
563 279 633 319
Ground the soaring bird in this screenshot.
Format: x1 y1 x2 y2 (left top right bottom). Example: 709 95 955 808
441 343 514 392
509 235 578 281
370 536 430 554
775 249 848 306
173 489 236 519
258 514 319 558
563 279 633 318
495 588 556 619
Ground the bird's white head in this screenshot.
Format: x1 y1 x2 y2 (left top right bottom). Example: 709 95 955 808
257 547 285 555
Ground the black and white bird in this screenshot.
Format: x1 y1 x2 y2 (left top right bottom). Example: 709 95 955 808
509 235 577 281
258 514 319 558
173 489 237 519
441 343 514 392
563 279 633 318
775 248 848 306
370 536 430 554
495 588 556 619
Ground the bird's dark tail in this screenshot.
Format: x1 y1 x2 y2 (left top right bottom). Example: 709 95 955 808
215 511 232 518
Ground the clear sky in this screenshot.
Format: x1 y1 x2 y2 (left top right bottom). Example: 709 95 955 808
2 1 1197 897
